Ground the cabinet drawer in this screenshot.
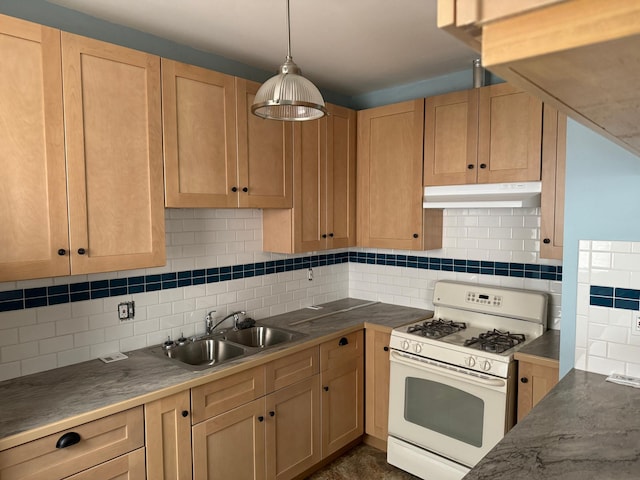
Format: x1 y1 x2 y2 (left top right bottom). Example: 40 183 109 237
0 407 144 480
66 447 145 480
266 346 319 393
191 365 266 424
320 330 364 371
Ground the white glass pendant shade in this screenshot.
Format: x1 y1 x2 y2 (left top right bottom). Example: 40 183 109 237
251 0 327 121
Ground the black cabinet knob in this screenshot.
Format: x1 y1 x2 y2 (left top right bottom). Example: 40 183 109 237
338 337 349 346
323 386 329 392
322 234 327 238
57 249 66 256
543 238 551 244
269 411 275 417
413 233 419 239
467 164 474 170
242 187 248 192
520 377 529 384
258 416 264 422
77 248 86 255
329 233 334 238
480 163 487 169
231 186 238 192
181 410 189 418
56 431 81 449
383 346 389 352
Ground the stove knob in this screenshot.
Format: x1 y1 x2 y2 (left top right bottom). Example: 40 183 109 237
401 340 410 351
465 356 476 368
413 343 422 354
481 360 491 372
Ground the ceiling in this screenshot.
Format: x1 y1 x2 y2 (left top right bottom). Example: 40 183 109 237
46 0 478 96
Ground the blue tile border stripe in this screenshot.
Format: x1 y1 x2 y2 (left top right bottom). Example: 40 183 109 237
0 252 562 313
590 285 640 311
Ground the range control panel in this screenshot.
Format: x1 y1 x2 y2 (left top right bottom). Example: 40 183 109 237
466 291 502 307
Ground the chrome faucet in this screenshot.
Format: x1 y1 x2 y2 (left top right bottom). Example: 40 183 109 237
205 310 247 335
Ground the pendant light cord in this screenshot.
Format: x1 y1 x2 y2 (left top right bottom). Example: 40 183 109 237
286 0 292 60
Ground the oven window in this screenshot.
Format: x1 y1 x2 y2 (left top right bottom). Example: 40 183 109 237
405 377 484 447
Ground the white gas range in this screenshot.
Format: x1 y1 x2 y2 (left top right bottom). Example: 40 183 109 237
387 280 548 480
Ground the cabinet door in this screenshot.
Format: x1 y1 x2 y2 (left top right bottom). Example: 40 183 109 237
424 89 479 186
145 391 192 480
193 398 266 480
0 15 69 282
357 99 425 249
236 78 293 208
321 356 364 457
364 328 391 448
540 106 566 260
266 376 321 480
477 83 543 183
66 448 146 480
162 59 238 208
62 33 165 274
517 360 559 422
326 103 357 249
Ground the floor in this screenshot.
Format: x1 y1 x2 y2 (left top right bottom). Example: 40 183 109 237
306 444 420 480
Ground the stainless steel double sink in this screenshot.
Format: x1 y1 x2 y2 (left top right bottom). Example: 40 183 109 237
145 325 306 371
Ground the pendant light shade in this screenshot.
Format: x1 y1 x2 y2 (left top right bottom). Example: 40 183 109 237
252 0 327 121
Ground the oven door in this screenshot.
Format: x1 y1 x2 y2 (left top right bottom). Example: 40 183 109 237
388 350 509 468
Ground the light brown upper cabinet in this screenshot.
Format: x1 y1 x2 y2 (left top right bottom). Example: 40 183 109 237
540 106 567 260
424 83 543 186
358 99 443 250
263 103 357 253
162 73 293 208
0 15 165 282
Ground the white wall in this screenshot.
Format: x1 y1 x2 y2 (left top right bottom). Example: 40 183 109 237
0 207 561 381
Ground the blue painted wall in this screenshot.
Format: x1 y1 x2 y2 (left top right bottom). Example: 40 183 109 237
560 120 640 376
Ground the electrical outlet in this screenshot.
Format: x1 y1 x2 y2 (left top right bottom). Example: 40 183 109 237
118 301 135 320
632 315 640 336
307 268 313 281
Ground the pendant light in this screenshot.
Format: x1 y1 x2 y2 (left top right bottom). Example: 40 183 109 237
251 0 327 121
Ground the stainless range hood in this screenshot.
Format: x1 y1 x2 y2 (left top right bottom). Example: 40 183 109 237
423 181 542 209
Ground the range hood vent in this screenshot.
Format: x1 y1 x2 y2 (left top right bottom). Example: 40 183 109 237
423 182 542 209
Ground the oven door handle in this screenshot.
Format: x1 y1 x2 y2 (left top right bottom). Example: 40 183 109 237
390 350 507 388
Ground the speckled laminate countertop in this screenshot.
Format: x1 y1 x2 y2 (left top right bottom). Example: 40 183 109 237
463 369 640 479
515 329 560 362
0 298 432 448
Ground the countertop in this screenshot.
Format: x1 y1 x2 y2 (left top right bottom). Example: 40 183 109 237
463 369 640 479
514 329 560 364
0 298 432 449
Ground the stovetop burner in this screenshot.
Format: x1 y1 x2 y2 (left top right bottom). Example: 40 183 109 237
463 329 526 354
407 318 467 339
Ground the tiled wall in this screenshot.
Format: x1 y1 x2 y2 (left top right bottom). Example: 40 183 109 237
0 207 563 381
576 240 640 376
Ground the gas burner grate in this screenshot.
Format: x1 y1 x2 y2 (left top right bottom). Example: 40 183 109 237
407 318 467 339
463 329 526 354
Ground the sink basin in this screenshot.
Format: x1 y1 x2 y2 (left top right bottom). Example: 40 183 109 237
223 326 301 348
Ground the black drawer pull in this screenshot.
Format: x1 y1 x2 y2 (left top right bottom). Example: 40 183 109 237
323 386 329 392
231 186 238 192
543 238 551 244
57 248 66 256
56 431 81 449
77 248 86 255
258 416 264 422
242 187 248 192
181 410 189 418
520 377 529 384
383 346 389 352
338 337 348 346
269 411 275 417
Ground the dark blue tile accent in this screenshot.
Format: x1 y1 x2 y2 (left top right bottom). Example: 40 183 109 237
25 297 48 308
161 273 176 281
0 290 23 302
495 262 509 270
590 296 614 308
145 274 161 284
70 282 89 292
442 265 453 272
557 274 562 281
481 261 495 269
193 277 206 286
468 267 480 274
525 264 541 272
90 290 109 300
525 271 541 279
510 263 525 271
25 287 47 298
454 266 466 273
558 266 563 273
146 283 161 292
162 281 177 290
590 286 614 297
178 279 192 287
496 269 509 276
207 275 219 283
442 258 453 265
232 272 244 279
510 270 525 278
221 266 232 273
109 278 127 288
128 285 144 294
48 285 69 296
128 276 145 286
0 300 23 312
541 272 556 280
454 259 466 267
110 287 127 297
49 294 70 305
221 273 232 281
70 291 90 302
232 265 243 273
615 288 640 300
178 271 191 280
468 260 480 268
615 299 639 311
89 280 108 290
481 268 494 275
540 265 556 273
193 269 205 278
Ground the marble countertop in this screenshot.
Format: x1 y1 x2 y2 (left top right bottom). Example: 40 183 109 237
0 298 432 448
464 369 640 479
515 329 560 363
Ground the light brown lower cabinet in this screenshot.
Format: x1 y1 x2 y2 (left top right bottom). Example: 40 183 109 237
516 357 559 422
320 330 365 457
364 327 391 450
66 448 146 480
192 375 321 480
